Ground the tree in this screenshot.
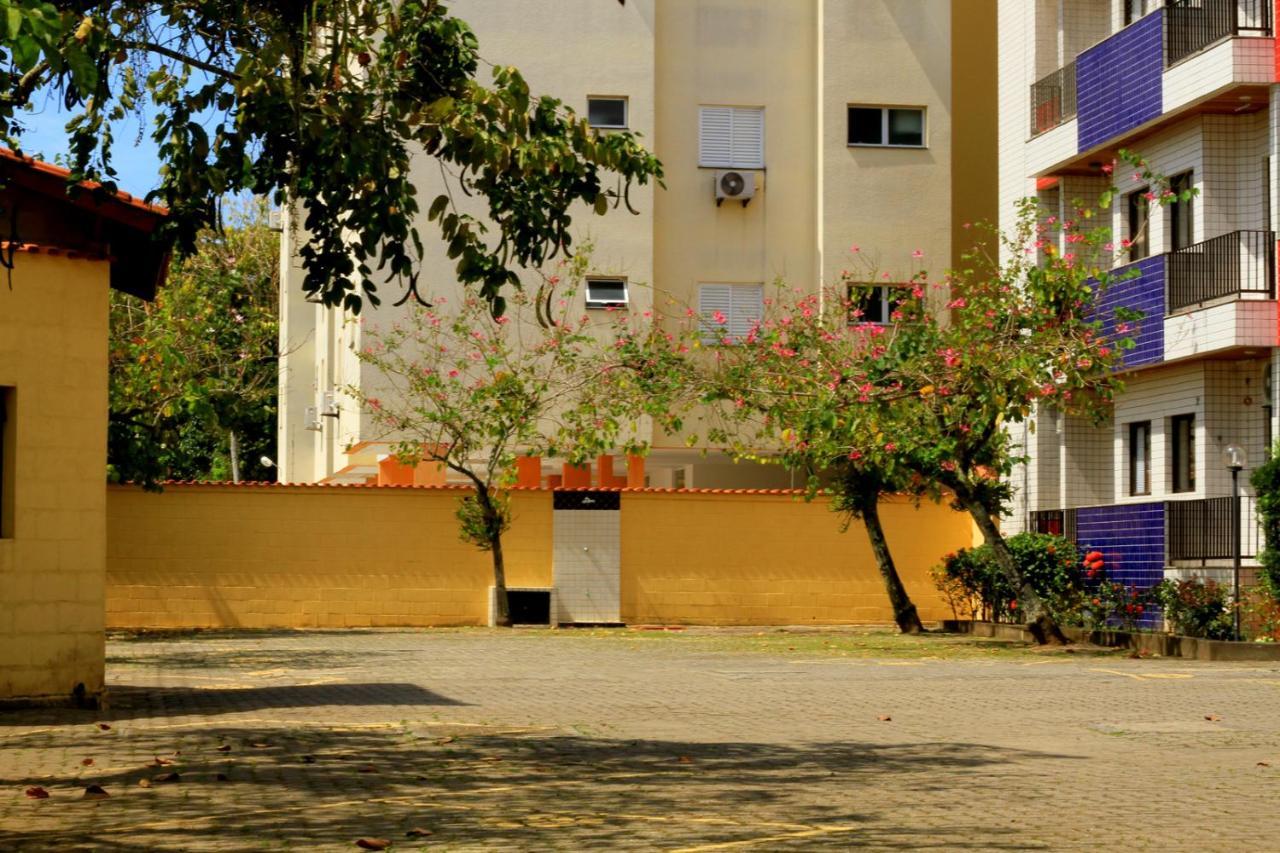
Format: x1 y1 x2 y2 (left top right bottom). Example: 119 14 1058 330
109 200 278 486
0 1 663 313
352 256 667 625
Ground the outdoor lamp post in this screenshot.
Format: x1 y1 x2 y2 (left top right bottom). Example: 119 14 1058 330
1224 444 1246 641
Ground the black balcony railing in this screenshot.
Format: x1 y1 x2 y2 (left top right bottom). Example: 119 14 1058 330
1166 0 1273 66
1166 229 1275 312
1029 62 1077 137
1166 496 1258 564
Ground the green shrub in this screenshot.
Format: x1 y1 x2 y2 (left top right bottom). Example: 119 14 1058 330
934 533 1080 624
1250 449 1280 601
1154 578 1234 640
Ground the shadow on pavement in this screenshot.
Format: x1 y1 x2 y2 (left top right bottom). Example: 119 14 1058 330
0 722 1077 850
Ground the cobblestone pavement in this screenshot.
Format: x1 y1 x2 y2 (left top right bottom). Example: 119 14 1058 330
3 627 1280 851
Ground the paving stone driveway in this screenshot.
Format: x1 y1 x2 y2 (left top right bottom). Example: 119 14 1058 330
3 627 1280 851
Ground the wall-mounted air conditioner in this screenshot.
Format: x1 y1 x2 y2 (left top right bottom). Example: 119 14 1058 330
715 170 756 207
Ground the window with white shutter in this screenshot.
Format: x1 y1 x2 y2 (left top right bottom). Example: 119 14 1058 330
698 283 764 344
698 106 765 169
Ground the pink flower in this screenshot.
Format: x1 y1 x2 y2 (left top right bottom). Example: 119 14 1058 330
850 244 861 253
912 249 924 259
884 442 897 452
947 298 967 309
448 369 460 378
712 310 728 325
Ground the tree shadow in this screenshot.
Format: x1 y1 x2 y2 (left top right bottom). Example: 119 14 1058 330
0 682 465 728
1 723 1080 850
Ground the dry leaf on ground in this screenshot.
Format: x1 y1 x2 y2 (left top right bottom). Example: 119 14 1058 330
355 838 391 850
138 779 152 788
24 786 49 799
877 715 893 722
80 758 94 767
406 828 433 837
216 745 231 753
96 723 111 731
1205 714 1222 722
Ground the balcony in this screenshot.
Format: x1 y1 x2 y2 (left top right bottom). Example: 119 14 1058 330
1167 496 1259 566
1166 0 1273 67
1030 62 1077 137
1166 230 1275 312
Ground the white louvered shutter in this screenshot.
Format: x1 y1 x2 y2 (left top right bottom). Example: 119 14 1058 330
729 285 764 341
699 107 734 167
698 284 733 343
729 108 764 169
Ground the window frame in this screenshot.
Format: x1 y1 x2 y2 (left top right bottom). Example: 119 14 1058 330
1127 187 1150 262
584 277 630 310
1169 171 1194 252
586 96 629 130
1129 420 1152 497
1124 0 1151 26
1170 413 1195 494
846 105 927 149
0 386 12 539
846 282 905 325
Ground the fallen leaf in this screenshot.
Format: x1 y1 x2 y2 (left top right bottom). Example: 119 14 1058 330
138 779 152 789
359 765 377 774
406 827 433 838
81 758 94 767
149 756 174 767
877 715 893 722
1205 714 1222 722
434 737 454 746
96 723 111 731
83 785 110 800
677 755 692 764
215 773 229 782
152 772 180 784
216 745 232 753
356 839 391 850
25 786 49 799
250 742 271 749
1258 761 1271 767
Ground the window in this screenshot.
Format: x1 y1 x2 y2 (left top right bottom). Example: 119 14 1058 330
1129 421 1151 496
0 387 12 538
847 283 902 324
698 283 764 344
847 106 925 148
1124 0 1151 25
698 106 764 169
1127 187 1149 261
587 96 628 130
584 277 629 309
1170 172 1194 251
1171 413 1195 493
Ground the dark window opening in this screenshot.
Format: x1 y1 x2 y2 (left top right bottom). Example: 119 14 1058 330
0 387 12 538
507 589 551 625
587 97 627 129
847 284 903 325
1127 187 1150 261
1170 172 1194 251
1171 413 1195 493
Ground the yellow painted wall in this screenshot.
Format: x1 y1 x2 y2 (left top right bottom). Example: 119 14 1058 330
106 485 972 628
106 486 553 628
950 0 999 267
620 491 967 625
0 254 110 701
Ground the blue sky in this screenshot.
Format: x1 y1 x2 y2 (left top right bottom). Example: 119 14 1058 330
16 92 164 197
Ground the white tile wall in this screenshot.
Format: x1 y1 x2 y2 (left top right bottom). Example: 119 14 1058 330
552 509 621 623
1165 299 1278 361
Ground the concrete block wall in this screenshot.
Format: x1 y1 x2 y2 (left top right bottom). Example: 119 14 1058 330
106 485 977 629
0 254 110 703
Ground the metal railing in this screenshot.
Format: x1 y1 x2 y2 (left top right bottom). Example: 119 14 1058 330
1166 0 1273 66
1166 496 1259 564
1028 508 1077 541
1029 62 1077 137
1166 230 1275 312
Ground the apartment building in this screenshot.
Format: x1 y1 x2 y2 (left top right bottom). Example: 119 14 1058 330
278 0 996 487
999 0 1278 592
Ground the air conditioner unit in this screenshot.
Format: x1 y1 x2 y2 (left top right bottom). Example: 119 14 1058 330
715 170 756 207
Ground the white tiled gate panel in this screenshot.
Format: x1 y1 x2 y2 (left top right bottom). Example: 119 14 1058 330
553 509 621 624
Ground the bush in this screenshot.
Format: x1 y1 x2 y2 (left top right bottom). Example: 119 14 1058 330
934 533 1080 624
1153 578 1234 640
1084 580 1153 633
1250 449 1280 601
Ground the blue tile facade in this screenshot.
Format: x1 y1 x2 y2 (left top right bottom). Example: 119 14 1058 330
1076 12 1164 151
1076 502 1166 626
1094 255 1165 368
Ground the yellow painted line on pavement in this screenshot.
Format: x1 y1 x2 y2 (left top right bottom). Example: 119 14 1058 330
671 824 862 851
1022 659 1069 666
1090 668 1194 681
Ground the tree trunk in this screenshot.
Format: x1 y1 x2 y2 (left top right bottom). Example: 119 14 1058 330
965 497 1067 645
229 430 241 484
859 493 924 634
478 490 510 627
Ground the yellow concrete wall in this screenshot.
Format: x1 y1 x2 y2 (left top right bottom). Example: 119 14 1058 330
106 486 972 628
621 491 967 625
0 254 110 701
106 485 553 628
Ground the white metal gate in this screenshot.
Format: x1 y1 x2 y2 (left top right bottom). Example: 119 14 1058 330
552 492 621 624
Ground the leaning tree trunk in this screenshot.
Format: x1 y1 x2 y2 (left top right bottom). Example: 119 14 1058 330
479 491 511 627
857 491 924 634
965 497 1067 645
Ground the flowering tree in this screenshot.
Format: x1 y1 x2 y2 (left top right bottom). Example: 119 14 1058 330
352 258 674 626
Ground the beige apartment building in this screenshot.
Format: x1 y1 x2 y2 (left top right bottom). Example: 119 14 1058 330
278 0 997 487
